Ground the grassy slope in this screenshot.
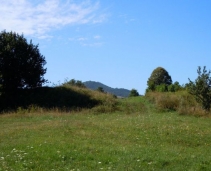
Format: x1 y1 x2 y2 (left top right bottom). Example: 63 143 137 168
0 85 118 113
1 97 211 170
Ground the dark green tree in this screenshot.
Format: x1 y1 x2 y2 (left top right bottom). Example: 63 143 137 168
147 67 172 91
0 30 47 94
129 89 139 97
188 66 211 111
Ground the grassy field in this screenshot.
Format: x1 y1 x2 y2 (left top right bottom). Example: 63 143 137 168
1 96 211 170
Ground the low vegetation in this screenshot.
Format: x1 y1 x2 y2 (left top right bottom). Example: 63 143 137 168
145 91 211 116
1 96 211 170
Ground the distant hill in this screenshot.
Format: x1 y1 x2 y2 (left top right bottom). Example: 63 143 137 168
84 81 130 97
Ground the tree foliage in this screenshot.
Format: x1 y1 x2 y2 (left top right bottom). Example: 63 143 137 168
155 84 167 92
63 79 86 88
167 81 182 92
147 67 172 91
0 30 47 93
188 66 211 111
129 89 139 97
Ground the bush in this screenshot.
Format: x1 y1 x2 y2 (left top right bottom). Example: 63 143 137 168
167 84 175 92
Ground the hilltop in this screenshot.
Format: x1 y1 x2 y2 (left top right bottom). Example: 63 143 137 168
84 81 130 97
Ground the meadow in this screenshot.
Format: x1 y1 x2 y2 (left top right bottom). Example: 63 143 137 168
1 92 211 171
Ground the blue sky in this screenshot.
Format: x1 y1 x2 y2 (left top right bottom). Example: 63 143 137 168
1 0 211 94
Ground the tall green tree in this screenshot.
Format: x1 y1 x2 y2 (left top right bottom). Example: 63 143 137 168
188 66 211 111
147 67 172 91
0 30 47 94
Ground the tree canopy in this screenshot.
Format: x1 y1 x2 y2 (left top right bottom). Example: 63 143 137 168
147 67 172 91
0 30 47 94
129 89 139 97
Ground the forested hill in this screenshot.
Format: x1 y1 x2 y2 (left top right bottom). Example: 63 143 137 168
83 81 130 97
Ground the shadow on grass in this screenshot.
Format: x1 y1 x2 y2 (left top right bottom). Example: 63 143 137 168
0 86 99 112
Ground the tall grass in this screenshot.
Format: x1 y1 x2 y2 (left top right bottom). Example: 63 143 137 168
145 91 210 116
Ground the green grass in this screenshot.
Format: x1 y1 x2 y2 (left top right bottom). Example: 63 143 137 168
1 97 211 170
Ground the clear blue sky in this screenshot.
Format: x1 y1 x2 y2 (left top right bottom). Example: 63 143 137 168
1 0 211 94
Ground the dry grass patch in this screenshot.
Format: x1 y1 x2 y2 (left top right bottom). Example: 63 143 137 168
146 91 211 116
